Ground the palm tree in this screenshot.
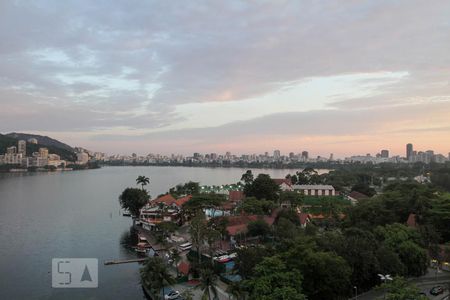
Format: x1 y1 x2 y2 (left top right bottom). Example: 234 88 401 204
136 175 150 190
196 267 218 300
170 249 182 276
140 256 175 300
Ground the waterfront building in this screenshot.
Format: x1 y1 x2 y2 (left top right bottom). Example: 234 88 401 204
76 152 89 164
7 146 17 154
18 140 26 156
39 148 49 159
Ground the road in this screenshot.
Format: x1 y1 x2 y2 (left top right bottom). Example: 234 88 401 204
352 268 450 300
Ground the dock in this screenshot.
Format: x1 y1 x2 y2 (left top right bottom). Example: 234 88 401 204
104 258 147 265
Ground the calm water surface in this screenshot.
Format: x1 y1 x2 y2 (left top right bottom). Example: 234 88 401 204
0 166 326 299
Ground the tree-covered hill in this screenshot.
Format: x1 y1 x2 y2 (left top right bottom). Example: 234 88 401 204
0 133 76 162
5 132 74 152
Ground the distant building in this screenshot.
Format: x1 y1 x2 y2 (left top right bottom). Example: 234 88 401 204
6 146 16 154
76 152 89 165
18 140 26 156
39 148 49 159
273 150 281 160
380 149 389 158
406 143 413 161
301 151 309 160
27 138 38 144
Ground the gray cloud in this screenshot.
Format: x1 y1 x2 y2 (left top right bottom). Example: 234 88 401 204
0 0 450 148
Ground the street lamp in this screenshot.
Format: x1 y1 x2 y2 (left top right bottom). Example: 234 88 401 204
378 274 393 299
354 286 358 300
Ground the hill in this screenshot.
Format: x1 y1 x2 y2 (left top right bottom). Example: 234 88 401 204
5 132 74 152
0 134 76 162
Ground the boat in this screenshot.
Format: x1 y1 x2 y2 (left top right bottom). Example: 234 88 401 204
214 255 232 263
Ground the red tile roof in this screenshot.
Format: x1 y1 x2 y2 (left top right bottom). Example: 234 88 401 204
273 178 292 186
178 262 190 275
229 190 245 202
348 191 369 200
298 213 311 225
406 213 417 228
175 195 192 207
153 194 176 205
152 194 192 208
226 215 258 226
227 224 249 236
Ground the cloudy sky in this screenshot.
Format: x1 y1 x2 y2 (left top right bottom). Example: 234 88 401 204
1 1 450 157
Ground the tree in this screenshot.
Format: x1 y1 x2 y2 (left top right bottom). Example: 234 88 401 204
227 282 248 300
170 181 200 197
274 217 298 241
247 219 271 239
351 183 376 197
244 256 306 300
196 266 218 300
118 188 149 218
156 221 178 246
136 175 150 190
374 223 427 276
237 197 276 215
183 193 227 217
429 194 450 241
397 241 428 276
294 250 351 300
241 170 254 185
190 213 208 263
140 256 175 300
235 245 274 279
378 277 427 300
340 228 380 290
244 174 280 200
279 191 303 207
170 249 181 276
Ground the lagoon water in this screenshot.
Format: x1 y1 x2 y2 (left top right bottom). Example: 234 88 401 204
0 166 324 299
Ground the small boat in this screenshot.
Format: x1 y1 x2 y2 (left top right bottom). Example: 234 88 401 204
122 210 132 217
214 255 232 263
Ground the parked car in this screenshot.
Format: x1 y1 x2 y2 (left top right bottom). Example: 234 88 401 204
430 286 444 296
164 290 181 300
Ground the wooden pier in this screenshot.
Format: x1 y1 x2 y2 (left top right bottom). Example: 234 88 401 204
104 258 147 265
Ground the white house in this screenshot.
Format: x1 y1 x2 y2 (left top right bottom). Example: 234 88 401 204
292 184 336 196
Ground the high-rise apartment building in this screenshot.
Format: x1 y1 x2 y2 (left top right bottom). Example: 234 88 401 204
273 150 281 159
380 149 389 158
18 140 26 156
301 151 309 160
406 143 413 161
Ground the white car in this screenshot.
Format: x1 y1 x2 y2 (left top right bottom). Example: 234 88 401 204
164 290 181 300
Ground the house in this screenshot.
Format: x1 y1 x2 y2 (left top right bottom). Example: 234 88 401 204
298 213 312 228
273 178 293 191
292 184 336 196
139 194 192 230
346 191 369 205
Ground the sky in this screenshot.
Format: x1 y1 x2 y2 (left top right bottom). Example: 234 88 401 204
1 0 450 158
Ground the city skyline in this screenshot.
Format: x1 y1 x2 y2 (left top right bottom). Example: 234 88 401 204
1 1 450 155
